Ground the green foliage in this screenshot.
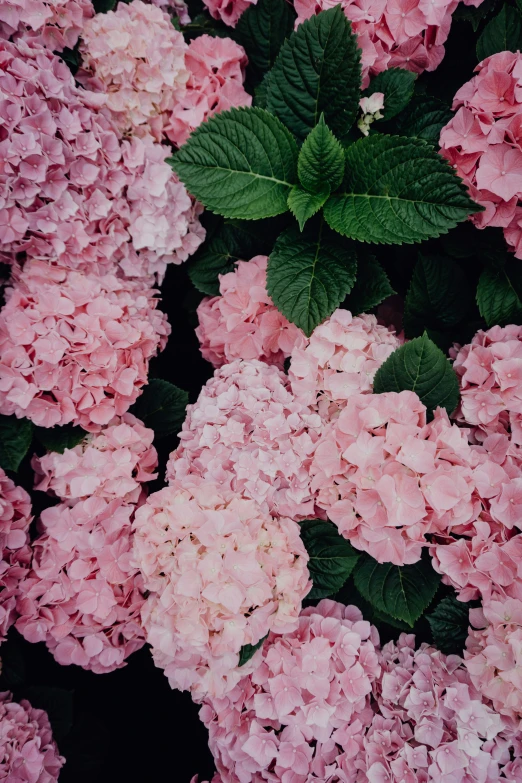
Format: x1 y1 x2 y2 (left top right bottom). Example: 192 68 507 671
266 224 357 335
266 6 362 143
476 4 522 61
171 107 298 219
324 135 481 244
477 262 522 327
238 635 268 666
92 0 116 11
298 116 345 194
373 333 460 417
299 519 360 599
34 425 86 454
288 187 329 230
364 68 416 121
353 552 441 627
394 94 453 145
343 253 395 315
427 596 471 655
235 0 295 83
130 380 188 440
0 415 33 472
454 0 499 30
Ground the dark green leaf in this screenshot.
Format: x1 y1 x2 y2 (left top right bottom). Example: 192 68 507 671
394 94 453 145
92 0 116 11
267 6 362 143
324 135 481 244
476 5 522 61
364 68 416 121
477 262 522 327
179 13 231 40
427 595 470 655
267 223 357 335
0 415 33 472
373 333 460 417
238 634 268 666
454 0 499 30
235 0 295 81
299 519 360 599
298 116 345 194
343 253 395 314
353 552 440 626
34 424 86 454
288 186 328 230
171 107 298 219
130 379 188 439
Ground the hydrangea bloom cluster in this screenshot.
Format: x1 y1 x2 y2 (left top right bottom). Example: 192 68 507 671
33 412 158 504
16 495 147 674
288 309 402 422
165 35 252 148
202 0 256 26
78 0 189 142
310 391 490 566
293 0 483 88
0 691 65 781
0 468 32 642
0 0 93 51
196 256 307 370
133 482 311 700
358 92 384 136
0 38 204 280
0 260 170 430
439 51 522 259
166 359 322 520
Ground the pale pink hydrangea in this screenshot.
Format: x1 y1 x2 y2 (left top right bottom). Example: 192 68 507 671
0 0 93 51
16 495 147 674
133 482 311 700
0 260 170 431
288 309 402 422
151 0 190 24
0 691 65 781
78 0 189 142
202 0 256 26
196 256 307 370
0 38 204 281
0 468 32 642
165 35 252 147
33 413 157 505
166 359 322 520
439 51 522 258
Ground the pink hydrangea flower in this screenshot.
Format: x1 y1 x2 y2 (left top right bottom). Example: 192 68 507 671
0 691 65 781
78 0 189 142
16 495 147 674
0 0 93 51
202 0 256 26
0 260 170 431
288 309 402 422
133 482 311 700
196 256 307 369
0 468 32 642
439 51 522 258
151 0 190 24
165 35 252 147
33 413 157 505
166 359 322 520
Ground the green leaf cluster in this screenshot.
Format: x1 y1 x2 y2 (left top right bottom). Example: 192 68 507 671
299 519 360 599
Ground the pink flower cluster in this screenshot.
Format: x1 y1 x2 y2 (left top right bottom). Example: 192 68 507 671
196 256 307 370
0 691 65 781
0 260 170 430
78 1 189 142
439 51 522 259
0 38 204 281
132 482 311 700
0 0 93 51
166 359 322 520
16 495 147 673
33 412 157 504
0 468 32 642
202 0 256 27
288 309 402 421
293 0 483 89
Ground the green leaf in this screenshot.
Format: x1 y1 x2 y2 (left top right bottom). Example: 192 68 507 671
476 5 522 61
477 263 522 327
454 0 499 31
34 424 86 454
427 596 470 655
92 0 116 11
353 552 440 626
267 223 357 336
299 519 360 599
298 116 345 194
267 6 362 143
0 415 33 472
238 634 268 666
288 186 328 230
373 333 460 417
171 107 298 219
130 379 188 439
343 253 394 315
235 0 295 81
394 94 453 145
364 68 416 121
324 135 481 244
